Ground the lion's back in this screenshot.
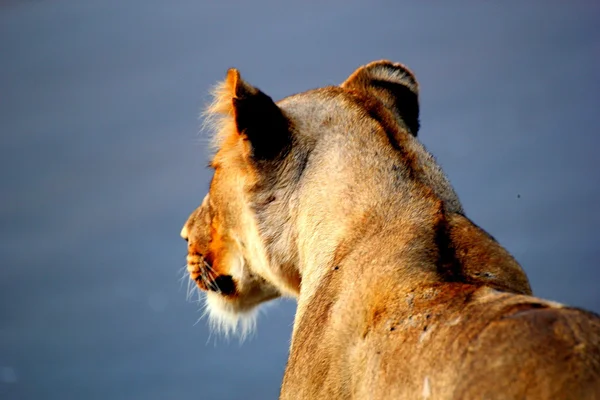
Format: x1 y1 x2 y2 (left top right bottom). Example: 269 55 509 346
370 288 600 399
453 303 600 399
304 285 600 400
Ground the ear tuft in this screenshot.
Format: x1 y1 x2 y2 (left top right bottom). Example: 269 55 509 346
342 60 420 136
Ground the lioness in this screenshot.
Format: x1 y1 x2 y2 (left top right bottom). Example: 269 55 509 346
181 61 600 399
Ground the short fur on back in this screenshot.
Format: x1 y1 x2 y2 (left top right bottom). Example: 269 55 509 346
180 60 600 399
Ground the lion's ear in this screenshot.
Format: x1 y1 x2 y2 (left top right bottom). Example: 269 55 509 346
227 69 291 160
341 60 420 136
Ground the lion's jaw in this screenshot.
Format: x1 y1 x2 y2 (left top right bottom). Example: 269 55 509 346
182 187 297 337
189 234 282 338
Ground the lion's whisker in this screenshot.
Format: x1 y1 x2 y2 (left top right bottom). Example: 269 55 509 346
178 265 189 289
206 271 223 295
186 276 196 302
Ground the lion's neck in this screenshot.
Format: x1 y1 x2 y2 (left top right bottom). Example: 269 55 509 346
294 195 447 324
292 201 531 332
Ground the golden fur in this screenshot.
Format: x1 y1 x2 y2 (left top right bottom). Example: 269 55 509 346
181 60 600 398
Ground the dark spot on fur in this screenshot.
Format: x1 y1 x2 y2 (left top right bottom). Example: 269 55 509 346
292 146 311 181
463 290 475 305
322 116 333 126
423 325 428 332
433 202 463 282
390 326 395 331
333 266 339 271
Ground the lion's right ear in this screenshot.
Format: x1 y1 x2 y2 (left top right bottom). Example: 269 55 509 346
225 69 291 160
341 60 420 136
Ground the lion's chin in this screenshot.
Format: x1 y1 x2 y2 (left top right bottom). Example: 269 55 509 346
204 292 259 340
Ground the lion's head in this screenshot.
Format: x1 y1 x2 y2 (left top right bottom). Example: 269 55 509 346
181 60 529 337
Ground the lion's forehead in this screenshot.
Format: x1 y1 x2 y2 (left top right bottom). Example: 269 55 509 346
277 88 366 130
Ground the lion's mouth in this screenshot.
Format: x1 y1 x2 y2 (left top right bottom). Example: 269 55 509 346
189 263 237 296
207 275 236 295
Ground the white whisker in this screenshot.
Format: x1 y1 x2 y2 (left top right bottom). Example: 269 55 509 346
203 261 223 295
178 265 189 289
186 276 196 302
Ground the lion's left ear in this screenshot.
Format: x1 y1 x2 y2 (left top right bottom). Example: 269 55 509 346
227 69 291 160
342 60 420 136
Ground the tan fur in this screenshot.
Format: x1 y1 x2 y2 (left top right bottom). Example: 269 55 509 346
181 60 600 398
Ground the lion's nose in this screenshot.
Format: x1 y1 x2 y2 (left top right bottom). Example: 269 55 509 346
208 275 236 296
180 225 189 241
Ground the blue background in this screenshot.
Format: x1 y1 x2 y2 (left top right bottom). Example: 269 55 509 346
1 2 598 399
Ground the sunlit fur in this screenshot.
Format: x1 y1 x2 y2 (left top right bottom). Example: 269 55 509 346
181 60 600 398
202 71 241 151
203 292 258 340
